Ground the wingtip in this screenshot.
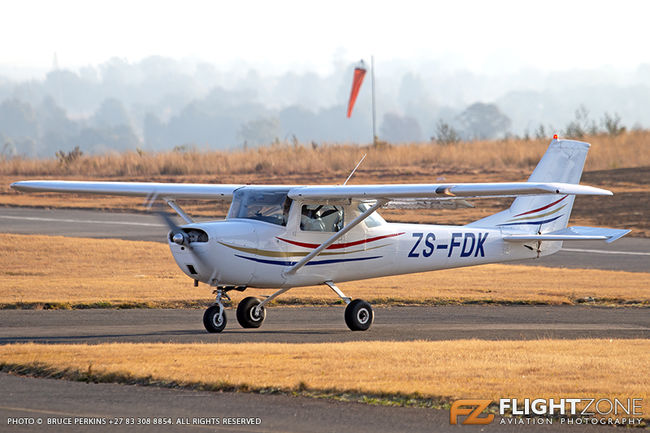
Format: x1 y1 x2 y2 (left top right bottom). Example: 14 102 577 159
598 188 614 196
556 184 613 196
588 186 613 196
605 229 631 243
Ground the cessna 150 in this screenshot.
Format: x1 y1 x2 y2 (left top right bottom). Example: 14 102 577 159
11 139 629 332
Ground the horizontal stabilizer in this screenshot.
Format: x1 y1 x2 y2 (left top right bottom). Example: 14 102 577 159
503 226 631 243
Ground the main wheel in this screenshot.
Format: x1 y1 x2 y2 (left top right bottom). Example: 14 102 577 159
344 299 374 331
203 304 227 333
236 297 266 328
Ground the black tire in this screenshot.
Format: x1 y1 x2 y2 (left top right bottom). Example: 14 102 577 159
203 304 227 333
344 299 374 331
236 297 266 328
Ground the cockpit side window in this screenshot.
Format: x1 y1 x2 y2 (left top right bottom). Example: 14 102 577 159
358 202 386 228
300 205 343 232
227 189 292 226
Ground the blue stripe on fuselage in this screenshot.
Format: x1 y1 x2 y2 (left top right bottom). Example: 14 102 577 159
234 255 382 266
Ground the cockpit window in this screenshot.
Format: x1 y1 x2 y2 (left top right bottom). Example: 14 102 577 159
300 205 344 232
227 188 292 226
358 202 386 228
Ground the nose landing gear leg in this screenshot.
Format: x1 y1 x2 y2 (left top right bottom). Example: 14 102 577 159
203 288 230 333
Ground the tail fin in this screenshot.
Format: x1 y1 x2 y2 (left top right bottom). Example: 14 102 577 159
468 139 590 232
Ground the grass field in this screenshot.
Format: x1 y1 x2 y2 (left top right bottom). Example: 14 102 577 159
0 339 647 417
2 132 649 177
1 234 648 308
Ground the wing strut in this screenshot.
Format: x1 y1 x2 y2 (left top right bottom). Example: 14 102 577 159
283 199 387 275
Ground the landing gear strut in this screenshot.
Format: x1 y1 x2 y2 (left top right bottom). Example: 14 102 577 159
203 288 230 333
326 281 374 331
203 283 374 332
235 287 290 330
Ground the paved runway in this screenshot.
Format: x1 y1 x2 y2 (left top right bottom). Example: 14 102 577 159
0 207 648 272
0 207 168 242
1 306 648 344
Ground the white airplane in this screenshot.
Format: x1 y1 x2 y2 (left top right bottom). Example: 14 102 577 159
11 139 629 333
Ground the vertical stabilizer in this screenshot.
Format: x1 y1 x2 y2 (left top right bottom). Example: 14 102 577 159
468 139 590 233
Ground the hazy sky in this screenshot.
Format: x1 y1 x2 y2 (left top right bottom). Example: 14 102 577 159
3 0 649 76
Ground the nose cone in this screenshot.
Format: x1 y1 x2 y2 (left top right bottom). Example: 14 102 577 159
168 227 212 283
168 221 261 287
172 232 185 245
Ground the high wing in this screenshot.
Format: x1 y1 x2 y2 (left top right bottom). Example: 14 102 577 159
287 182 612 201
11 180 612 201
10 180 244 200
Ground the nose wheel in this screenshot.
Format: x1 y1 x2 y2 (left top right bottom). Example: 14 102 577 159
203 288 230 333
203 304 227 333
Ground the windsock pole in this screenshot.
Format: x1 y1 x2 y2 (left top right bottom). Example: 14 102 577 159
371 55 377 145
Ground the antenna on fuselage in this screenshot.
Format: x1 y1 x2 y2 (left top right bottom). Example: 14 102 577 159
343 153 367 185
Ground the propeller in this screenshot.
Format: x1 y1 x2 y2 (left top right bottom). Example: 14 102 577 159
158 208 189 246
146 199 211 280
144 193 189 246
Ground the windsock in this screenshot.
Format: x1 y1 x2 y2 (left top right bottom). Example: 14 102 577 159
347 61 367 118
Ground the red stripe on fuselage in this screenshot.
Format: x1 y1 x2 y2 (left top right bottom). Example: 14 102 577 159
277 232 405 250
513 195 568 217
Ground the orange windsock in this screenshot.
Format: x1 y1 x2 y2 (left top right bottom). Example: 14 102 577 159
347 63 367 118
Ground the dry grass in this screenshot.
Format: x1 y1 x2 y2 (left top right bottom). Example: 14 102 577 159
1 234 647 307
0 339 647 414
1 132 649 178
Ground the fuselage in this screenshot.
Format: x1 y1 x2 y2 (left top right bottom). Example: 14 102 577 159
168 200 560 288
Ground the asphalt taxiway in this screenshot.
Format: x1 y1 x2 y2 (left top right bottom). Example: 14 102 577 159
1 306 648 344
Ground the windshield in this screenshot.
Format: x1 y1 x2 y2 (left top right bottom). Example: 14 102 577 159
227 188 292 226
